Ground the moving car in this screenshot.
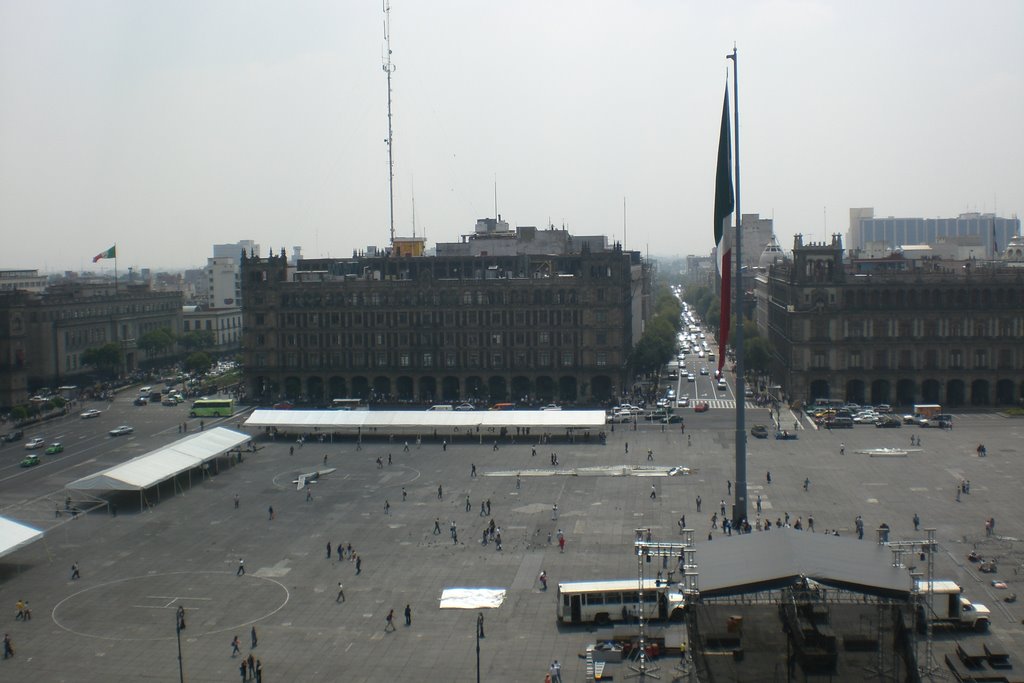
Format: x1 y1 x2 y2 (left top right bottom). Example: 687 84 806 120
717 378 728 391
693 402 710 413
661 415 684 424
750 425 769 439
540 404 562 411
775 430 798 440
454 403 476 411
20 454 40 468
25 437 45 450
133 396 148 406
45 442 63 454
3 429 25 443
677 396 690 408
699 367 709 376
109 425 134 437
80 409 102 419
273 400 295 410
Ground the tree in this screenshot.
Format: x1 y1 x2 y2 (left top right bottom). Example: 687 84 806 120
745 336 774 374
180 330 216 352
138 328 176 356
82 343 122 376
184 352 213 374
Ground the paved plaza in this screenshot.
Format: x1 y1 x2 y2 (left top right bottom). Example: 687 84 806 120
1 405 1022 681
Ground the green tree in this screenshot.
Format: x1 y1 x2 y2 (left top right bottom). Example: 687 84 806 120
745 336 774 374
184 351 213 374
138 328 176 356
82 343 122 376
180 330 216 352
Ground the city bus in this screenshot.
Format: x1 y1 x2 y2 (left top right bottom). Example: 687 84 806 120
556 579 685 625
189 398 234 418
330 398 369 411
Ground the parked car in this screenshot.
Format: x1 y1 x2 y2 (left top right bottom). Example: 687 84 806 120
540 404 562 411
109 425 134 437
20 454 40 468
661 415 684 424
454 403 476 411
3 429 24 443
693 402 710 413
25 437 45 450
875 416 902 428
750 425 769 438
45 442 63 454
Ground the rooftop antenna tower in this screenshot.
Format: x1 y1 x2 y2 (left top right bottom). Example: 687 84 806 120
383 1 397 245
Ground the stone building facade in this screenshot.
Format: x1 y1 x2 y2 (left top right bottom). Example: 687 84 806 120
758 234 1024 408
240 242 649 406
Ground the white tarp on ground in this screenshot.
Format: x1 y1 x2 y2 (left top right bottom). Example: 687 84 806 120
0 516 44 559
439 588 507 610
67 427 251 492
244 409 607 431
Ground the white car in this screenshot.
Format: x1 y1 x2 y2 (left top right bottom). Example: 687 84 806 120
540 404 562 411
80 408 102 419
687 374 696 382
109 425 134 437
454 403 475 411
25 437 46 450
717 378 728 390
677 396 690 407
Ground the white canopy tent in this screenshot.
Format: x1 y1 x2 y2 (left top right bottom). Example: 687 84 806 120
244 409 607 436
67 427 252 509
0 516 44 560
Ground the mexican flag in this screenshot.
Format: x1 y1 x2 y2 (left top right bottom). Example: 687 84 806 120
713 86 734 373
92 245 116 262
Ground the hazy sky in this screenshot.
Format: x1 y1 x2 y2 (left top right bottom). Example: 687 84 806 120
2 1 1022 273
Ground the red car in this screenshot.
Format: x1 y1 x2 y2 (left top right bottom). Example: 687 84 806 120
694 402 710 413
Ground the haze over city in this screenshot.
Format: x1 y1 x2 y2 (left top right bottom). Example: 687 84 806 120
1 0 1022 273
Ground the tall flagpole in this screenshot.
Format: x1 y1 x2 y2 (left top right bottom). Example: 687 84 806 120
727 47 747 527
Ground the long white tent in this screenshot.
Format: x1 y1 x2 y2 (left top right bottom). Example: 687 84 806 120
67 427 251 494
0 516 45 560
243 409 608 433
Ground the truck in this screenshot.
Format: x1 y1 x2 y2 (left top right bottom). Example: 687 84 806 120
915 580 990 632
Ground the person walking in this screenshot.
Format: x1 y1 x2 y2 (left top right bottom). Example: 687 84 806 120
404 604 412 626
239 660 247 681
647 448 654 461
268 506 274 520
471 463 477 477
70 562 81 580
727 480 732 495
433 517 441 534
840 443 845 455
231 635 241 657
402 487 407 501
3 633 13 659
355 555 362 575
384 609 396 632
538 571 548 590
385 499 391 515
650 484 657 500
551 503 559 520
559 535 566 553
237 558 245 576
326 542 332 559
696 495 702 512
437 484 443 500
803 478 810 492
766 471 772 484
248 654 255 679
913 513 920 531
255 660 262 683
516 473 521 490
477 612 485 638
234 493 240 509
336 582 346 602
250 625 257 648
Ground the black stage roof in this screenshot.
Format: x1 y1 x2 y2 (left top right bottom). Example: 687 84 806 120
695 529 912 600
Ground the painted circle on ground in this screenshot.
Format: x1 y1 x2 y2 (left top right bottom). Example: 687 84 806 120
52 571 289 641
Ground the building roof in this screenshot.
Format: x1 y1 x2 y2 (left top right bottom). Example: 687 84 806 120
695 529 911 600
67 427 250 492
0 516 44 560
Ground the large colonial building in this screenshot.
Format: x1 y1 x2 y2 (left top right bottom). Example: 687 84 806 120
240 227 650 406
0 283 183 408
757 234 1024 408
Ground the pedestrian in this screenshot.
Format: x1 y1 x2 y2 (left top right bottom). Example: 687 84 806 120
516 473 521 489
402 487 407 501
234 493 240 509
559 535 566 553
404 604 412 626
326 542 332 559
388 453 392 465
337 582 346 602
727 480 732 495
625 442 629 454
493 440 498 451
237 558 245 576
466 496 472 513
289 445 294 456
437 484 443 499
70 562 81 580
756 494 762 513
255 660 262 683
385 499 391 515
803 478 810 492
471 463 477 477
385 609 396 632
687 433 692 446
650 484 657 500
355 555 362 575
268 506 274 520
840 443 845 456
532 447 537 457
2 633 12 660
231 635 241 657
553 659 563 683
404 440 409 452
539 570 548 590
248 653 255 678
433 517 441 534
479 501 486 516
477 612 485 638
766 471 772 484
696 495 702 512
720 500 726 515
678 515 686 532
647 448 654 461
442 440 447 451
486 499 491 515
240 659 247 681
552 503 559 520
176 605 185 631
913 513 920 531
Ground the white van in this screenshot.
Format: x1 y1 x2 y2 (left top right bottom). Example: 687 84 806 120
427 404 453 411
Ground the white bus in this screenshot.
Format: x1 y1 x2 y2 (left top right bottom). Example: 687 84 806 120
556 579 685 625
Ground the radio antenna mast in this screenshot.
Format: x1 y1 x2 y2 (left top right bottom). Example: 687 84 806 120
383 1 397 245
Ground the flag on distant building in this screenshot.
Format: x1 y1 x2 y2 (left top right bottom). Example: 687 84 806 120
713 86 735 372
92 245 116 262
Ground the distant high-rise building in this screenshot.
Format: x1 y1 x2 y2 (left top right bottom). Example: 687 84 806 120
201 241 259 309
848 208 1020 257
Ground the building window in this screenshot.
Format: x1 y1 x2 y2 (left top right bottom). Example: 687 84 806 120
873 350 888 369
949 350 963 369
468 351 479 368
898 350 913 370
539 331 550 344
515 351 527 367
399 352 410 367
811 351 827 369
596 352 608 366
539 351 551 366
973 350 987 369
561 351 573 366
491 352 503 368
848 351 862 369
446 352 457 368
595 310 607 324
998 349 1012 369
924 349 938 370
463 292 473 305
596 289 605 302
596 332 607 346
376 352 386 366
422 352 433 367
491 333 502 345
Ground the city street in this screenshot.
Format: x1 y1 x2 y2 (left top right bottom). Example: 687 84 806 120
1 391 1022 681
